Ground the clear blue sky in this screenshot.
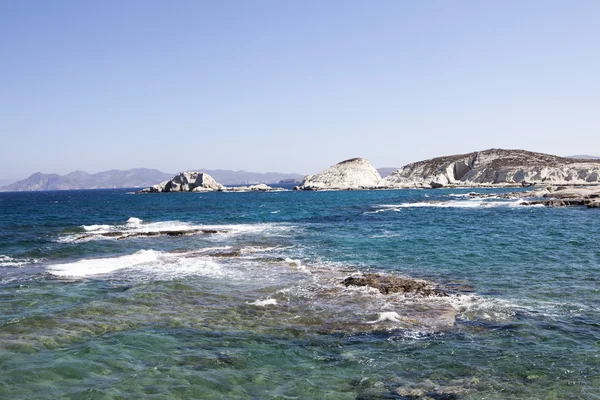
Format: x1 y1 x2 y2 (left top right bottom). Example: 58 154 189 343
1 0 599 178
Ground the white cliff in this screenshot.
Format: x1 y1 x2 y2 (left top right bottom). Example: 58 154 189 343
296 158 382 190
139 172 284 193
141 172 225 192
380 149 600 188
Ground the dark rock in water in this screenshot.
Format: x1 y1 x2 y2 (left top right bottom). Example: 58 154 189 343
429 181 445 189
522 199 589 207
342 274 447 296
206 250 243 258
588 200 600 208
74 229 225 241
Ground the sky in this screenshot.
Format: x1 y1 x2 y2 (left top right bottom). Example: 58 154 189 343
1 0 599 178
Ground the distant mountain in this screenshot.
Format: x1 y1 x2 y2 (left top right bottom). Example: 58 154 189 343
192 169 304 185
0 168 173 192
566 155 600 160
0 178 20 187
0 168 306 192
377 168 398 178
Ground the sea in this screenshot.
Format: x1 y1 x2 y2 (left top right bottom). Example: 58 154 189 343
0 187 598 399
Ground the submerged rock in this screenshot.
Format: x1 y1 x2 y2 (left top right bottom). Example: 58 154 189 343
297 158 382 191
342 274 447 297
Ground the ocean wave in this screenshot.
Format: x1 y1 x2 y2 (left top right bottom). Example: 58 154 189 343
370 231 402 239
0 255 43 268
375 199 535 209
247 298 278 306
59 218 295 242
45 245 304 280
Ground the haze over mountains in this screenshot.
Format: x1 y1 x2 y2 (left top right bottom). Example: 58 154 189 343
0 168 306 192
1 152 598 192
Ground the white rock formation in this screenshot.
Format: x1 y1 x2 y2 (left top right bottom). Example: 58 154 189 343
380 149 600 188
141 172 224 193
296 158 382 190
224 183 283 192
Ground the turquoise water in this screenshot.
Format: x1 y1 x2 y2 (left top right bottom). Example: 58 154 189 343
0 188 599 399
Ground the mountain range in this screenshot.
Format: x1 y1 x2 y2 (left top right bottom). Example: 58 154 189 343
0 168 306 192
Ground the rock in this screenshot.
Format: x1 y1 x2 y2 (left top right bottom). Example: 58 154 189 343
380 149 600 188
221 183 283 192
342 273 447 297
519 184 600 208
543 188 599 199
588 200 600 208
139 172 225 193
297 158 382 190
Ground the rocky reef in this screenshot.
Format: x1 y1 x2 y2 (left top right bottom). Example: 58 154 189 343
139 172 282 193
520 186 600 208
381 149 600 189
342 273 447 297
295 158 382 190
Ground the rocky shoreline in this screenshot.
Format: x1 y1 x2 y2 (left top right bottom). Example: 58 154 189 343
294 149 600 191
520 186 600 208
138 149 600 202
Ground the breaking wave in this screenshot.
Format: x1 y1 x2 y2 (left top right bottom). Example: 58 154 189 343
59 218 295 242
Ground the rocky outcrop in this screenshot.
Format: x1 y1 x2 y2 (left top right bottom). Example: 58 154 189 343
520 186 600 208
342 273 447 297
296 158 381 190
380 149 600 189
140 172 225 193
139 172 284 193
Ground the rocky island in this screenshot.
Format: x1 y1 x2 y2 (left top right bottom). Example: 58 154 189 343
294 158 382 190
294 149 600 190
381 149 600 188
139 171 283 193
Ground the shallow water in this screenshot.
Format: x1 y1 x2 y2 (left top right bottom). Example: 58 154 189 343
1 188 599 399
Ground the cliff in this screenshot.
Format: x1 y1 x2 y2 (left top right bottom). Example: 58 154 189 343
380 149 600 188
296 158 382 190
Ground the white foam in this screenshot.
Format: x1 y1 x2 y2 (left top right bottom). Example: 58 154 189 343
126 217 143 226
82 224 112 231
63 218 295 243
0 255 42 268
367 311 402 324
370 231 402 239
47 250 159 277
284 257 311 274
448 294 517 322
247 298 278 306
376 199 530 209
364 205 402 214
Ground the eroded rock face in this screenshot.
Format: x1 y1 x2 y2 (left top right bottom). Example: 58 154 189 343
140 172 225 193
297 158 382 190
380 149 600 189
140 174 286 193
342 274 447 297
519 185 600 208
